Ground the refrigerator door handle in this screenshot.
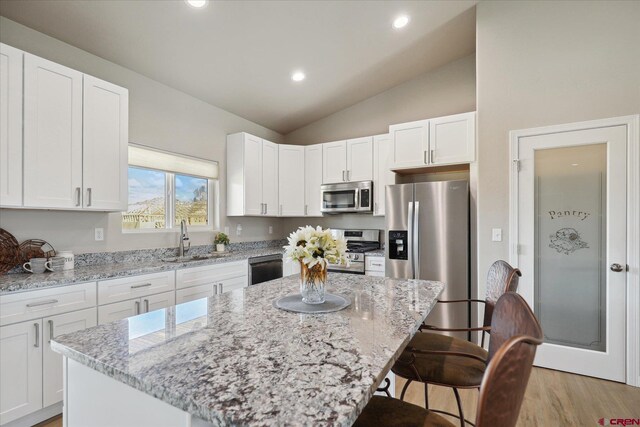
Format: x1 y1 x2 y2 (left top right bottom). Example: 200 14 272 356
413 201 420 279
407 201 415 279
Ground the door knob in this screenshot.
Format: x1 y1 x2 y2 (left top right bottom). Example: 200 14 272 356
610 263 625 272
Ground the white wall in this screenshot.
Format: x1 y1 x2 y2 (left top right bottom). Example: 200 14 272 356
0 17 285 253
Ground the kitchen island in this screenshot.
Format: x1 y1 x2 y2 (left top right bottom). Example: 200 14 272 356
51 273 443 426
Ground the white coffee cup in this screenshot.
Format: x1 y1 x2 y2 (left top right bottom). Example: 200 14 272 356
23 258 53 274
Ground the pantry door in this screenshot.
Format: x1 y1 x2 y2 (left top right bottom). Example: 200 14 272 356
512 123 627 382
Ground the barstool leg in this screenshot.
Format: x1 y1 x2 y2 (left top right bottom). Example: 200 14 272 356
400 379 413 401
424 383 429 409
453 388 465 427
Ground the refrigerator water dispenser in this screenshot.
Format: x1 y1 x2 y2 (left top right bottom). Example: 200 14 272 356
388 230 408 260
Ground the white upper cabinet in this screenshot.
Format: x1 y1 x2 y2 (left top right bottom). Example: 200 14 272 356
429 112 475 165
82 75 128 211
373 134 394 216
346 137 373 182
4 45 128 211
0 43 23 207
322 138 372 184
389 119 429 169
389 112 476 170
262 139 279 216
278 145 305 216
322 140 347 184
304 144 323 217
227 133 280 217
23 53 83 209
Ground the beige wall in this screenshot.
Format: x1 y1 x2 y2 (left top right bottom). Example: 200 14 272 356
476 0 640 298
0 17 285 254
284 54 476 145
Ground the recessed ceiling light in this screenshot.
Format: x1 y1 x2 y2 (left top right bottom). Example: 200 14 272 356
185 0 207 8
291 71 306 82
393 15 410 29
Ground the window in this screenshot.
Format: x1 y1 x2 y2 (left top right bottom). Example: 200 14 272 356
122 145 219 232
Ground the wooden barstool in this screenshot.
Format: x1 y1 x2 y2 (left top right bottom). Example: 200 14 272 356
391 260 521 425
356 293 542 427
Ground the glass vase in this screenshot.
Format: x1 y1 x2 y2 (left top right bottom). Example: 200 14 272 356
300 261 327 304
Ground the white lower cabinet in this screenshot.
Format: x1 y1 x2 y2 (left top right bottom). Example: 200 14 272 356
365 255 385 277
175 262 248 304
176 284 215 305
0 283 99 426
0 320 42 425
43 308 97 407
98 291 175 325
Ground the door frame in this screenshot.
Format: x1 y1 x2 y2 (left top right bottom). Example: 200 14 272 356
508 115 640 387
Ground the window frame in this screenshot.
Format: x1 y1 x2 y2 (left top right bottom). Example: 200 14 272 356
122 166 219 234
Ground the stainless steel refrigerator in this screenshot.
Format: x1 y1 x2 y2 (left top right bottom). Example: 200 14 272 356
385 180 469 339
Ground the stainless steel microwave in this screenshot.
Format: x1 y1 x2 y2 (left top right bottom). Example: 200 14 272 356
320 181 373 214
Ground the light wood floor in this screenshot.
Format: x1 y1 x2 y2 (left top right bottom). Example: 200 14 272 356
35 368 640 427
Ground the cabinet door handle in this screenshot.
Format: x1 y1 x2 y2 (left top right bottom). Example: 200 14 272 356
135 301 140 315
374 202 378 214
48 320 54 343
87 188 92 206
279 204 283 216
430 149 435 164
304 204 308 216
27 299 59 308
131 283 152 289
34 323 40 347
342 170 346 181
423 151 428 164
347 170 351 181
219 283 223 294
144 299 149 313
75 187 81 206
264 203 268 215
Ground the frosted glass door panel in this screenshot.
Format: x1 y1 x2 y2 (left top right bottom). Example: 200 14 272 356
534 144 606 352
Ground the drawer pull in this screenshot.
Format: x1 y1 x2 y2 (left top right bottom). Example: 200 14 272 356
144 299 149 313
26 299 59 308
371 263 383 267
135 301 140 315
131 283 152 289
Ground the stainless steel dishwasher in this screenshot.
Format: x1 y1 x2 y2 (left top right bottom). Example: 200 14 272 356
248 254 283 285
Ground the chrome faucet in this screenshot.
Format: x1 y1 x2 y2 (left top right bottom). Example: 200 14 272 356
179 219 190 257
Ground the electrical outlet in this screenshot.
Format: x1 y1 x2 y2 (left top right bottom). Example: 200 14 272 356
492 228 502 242
224 226 229 235
269 226 273 234
95 228 104 241
236 224 242 236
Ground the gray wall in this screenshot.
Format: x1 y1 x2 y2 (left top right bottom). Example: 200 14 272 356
282 54 477 235
0 17 285 253
475 0 640 347
284 54 476 146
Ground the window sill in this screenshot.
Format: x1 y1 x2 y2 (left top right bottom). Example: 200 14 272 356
122 228 217 234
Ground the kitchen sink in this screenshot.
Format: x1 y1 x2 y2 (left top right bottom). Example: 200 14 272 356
162 253 231 263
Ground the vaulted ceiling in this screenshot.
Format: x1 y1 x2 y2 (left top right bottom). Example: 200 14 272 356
0 0 476 134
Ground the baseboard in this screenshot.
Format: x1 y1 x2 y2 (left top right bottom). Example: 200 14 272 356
1 403 62 427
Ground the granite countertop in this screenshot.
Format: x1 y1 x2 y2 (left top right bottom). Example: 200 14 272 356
0 246 285 295
52 274 443 426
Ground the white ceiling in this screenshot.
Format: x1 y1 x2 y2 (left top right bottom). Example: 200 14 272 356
0 0 477 134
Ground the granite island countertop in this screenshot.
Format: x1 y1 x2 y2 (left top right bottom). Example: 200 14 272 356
52 274 443 426
0 245 285 295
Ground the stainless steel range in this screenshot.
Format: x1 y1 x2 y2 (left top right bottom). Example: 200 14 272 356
328 229 380 274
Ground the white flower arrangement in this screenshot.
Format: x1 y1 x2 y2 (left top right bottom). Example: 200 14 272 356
284 226 348 268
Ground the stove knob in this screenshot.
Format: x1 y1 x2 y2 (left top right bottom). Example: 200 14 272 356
353 254 359 261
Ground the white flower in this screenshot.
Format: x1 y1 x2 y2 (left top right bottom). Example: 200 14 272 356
283 226 347 267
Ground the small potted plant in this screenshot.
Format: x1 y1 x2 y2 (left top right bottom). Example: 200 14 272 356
214 232 230 252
